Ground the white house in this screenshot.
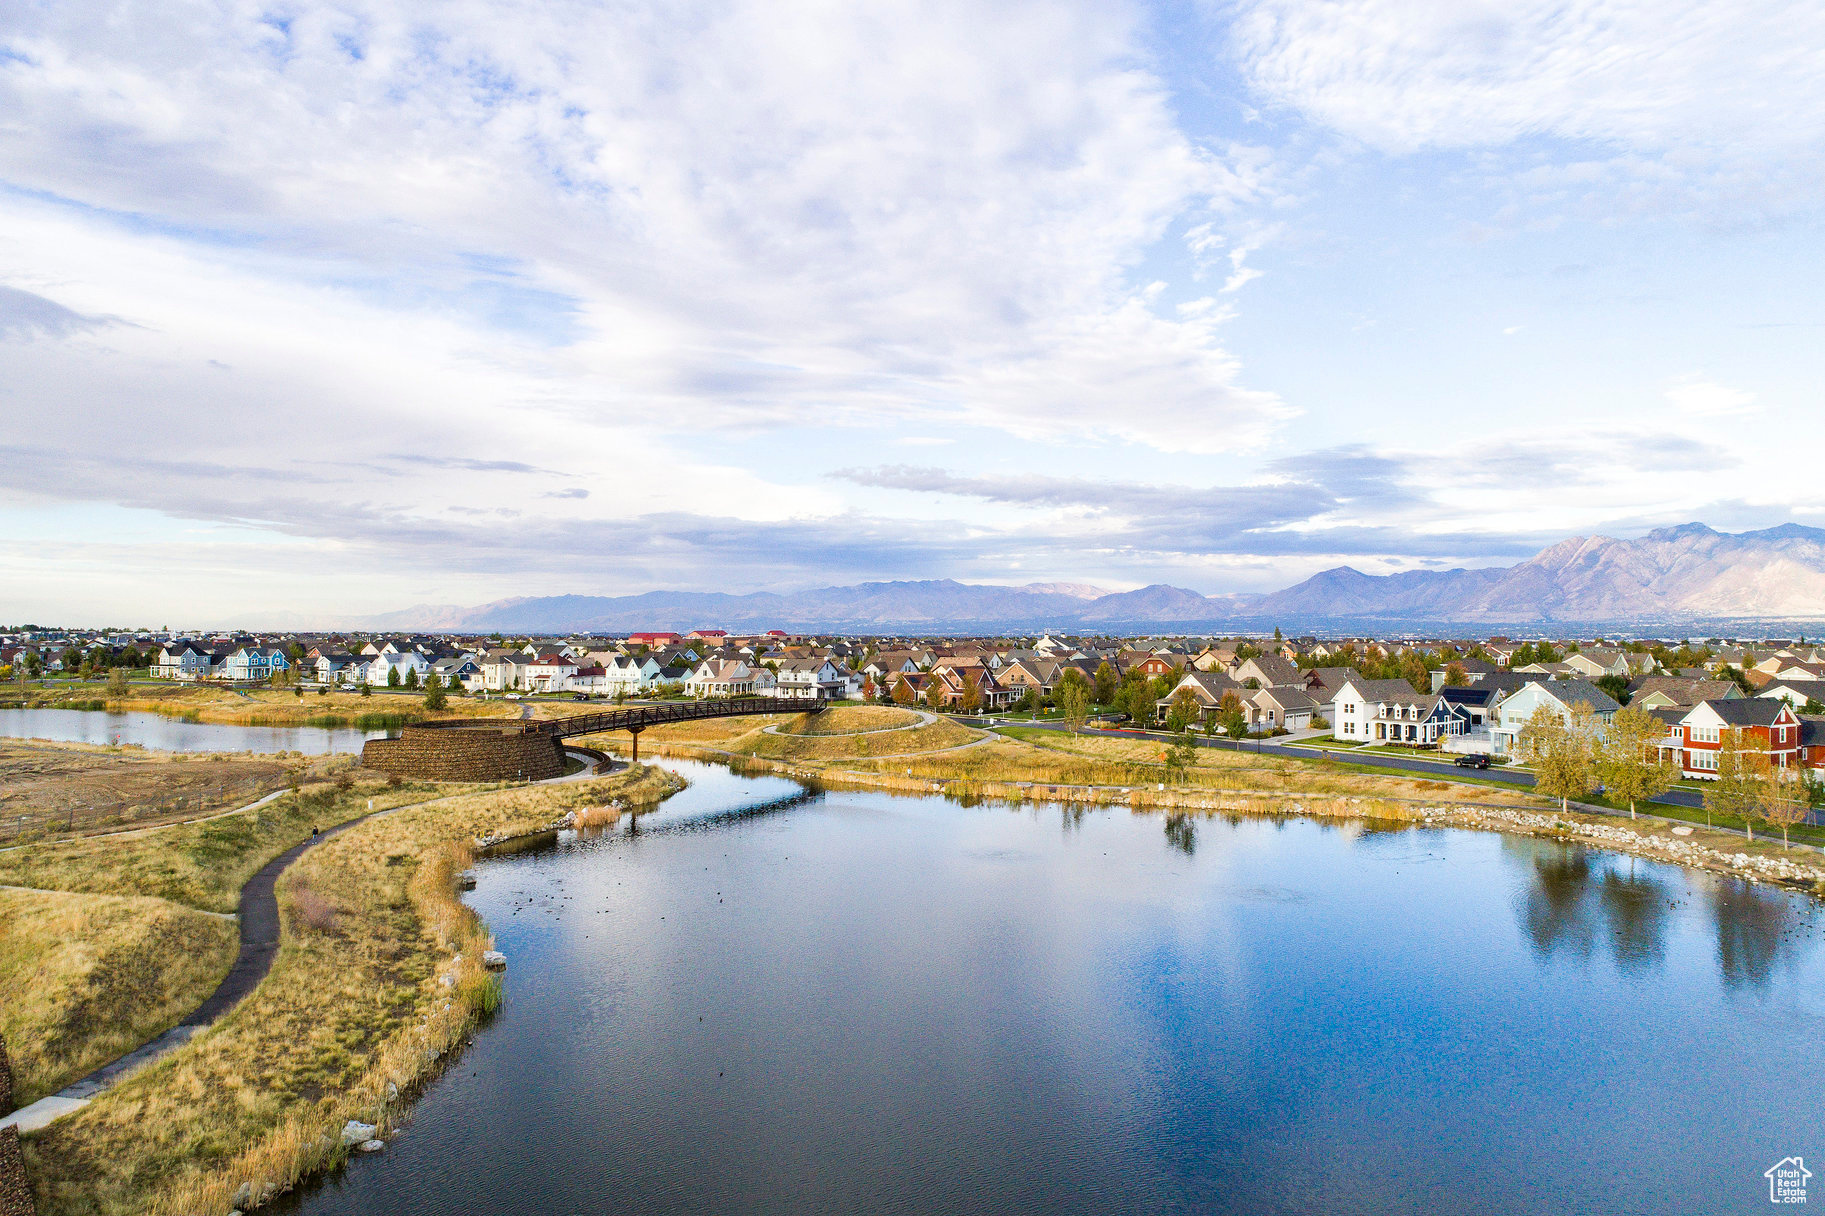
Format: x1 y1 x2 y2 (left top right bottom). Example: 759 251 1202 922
367 649 431 687
773 657 848 701
1332 678 1468 746
685 659 775 698
480 652 531 692
526 655 579 693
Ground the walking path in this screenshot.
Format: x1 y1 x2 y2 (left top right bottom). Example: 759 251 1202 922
1 750 615 1134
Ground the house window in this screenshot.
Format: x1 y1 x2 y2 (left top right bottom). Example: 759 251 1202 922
1692 751 1717 771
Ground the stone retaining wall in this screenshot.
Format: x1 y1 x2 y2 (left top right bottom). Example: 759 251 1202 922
0 1127 33 1216
361 724 565 782
0 1034 11 1117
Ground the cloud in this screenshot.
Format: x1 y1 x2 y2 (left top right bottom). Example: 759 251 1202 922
542 487 589 500
1227 0 1825 213
0 0 1285 453
0 284 119 339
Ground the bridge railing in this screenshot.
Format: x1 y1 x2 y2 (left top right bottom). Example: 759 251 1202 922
519 696 816 740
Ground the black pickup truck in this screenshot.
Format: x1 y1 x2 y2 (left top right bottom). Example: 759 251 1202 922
1453 753 1491 769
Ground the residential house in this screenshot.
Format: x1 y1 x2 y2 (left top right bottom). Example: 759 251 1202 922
1563 648 1630 680
1154 670 1245 727
1249 685 1317 732
1233 654 1298 689
481 651 531 692
367 649 430 688
1626 677 1741 712
432 653 481 692
685 659 774 698
219 646 291 682
926 664 1009 709
152 641 216 681
314 652 361 685
1487 680 1621 757
773 656 849 701
1655 698 1802 778
526 654 579 693
1757 680 1825 711
1333 678 1469 746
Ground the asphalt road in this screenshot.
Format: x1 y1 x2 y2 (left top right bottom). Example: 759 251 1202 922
960 715 1712 815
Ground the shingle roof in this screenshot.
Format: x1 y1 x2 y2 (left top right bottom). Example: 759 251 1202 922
1695 698 1790 726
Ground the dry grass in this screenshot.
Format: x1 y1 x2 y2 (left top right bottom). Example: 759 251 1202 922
20 764 682 1216
0 741 303 844
0 889 237 1106
623 707 978 762
0 779 435 914
781 705 924 735
18 685 515 729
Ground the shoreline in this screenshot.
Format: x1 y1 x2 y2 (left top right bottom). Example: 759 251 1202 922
631 739 1825 899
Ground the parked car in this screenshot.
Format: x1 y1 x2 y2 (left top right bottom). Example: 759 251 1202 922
1454 753 1490 769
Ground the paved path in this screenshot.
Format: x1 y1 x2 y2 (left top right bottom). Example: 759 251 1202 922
0 792 439 1134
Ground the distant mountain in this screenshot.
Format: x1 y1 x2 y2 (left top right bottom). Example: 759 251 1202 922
1253 523 1825 623
360 524 1825 633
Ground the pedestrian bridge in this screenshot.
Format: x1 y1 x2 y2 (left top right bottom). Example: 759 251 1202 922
361 697 822 781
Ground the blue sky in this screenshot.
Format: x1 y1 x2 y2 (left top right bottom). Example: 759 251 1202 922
1 0 1820 625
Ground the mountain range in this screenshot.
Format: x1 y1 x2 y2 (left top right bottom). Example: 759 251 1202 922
361 523 1825 633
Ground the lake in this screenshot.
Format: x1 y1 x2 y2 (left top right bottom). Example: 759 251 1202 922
0 707 383 754
288 758 1825 1215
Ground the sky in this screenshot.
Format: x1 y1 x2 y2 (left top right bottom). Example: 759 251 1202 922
2 0 1822 625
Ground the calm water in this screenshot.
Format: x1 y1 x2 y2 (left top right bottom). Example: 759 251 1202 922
290 759 1825 1215
0 707 381 754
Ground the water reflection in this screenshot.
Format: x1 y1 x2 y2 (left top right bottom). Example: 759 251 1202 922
1163 812 1197 856
1712 877 1805 992
1509 837 1811 991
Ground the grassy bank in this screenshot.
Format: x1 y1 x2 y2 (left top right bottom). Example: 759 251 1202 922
0 778 435 914
2 685 514 729
20 764 683 1216
0 741 306 844
0 889 237 1107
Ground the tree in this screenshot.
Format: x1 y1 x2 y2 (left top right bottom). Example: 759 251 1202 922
386 666 401 688
892 678 916 707
1521 703 1596 812
1163 730 1198 783
1595 673 1631 705
359 680 373 698
1164 687 1201 734
958 674 983 715
1763 764 1811 849
1443 662 1469 688
1598 704 1680 819
1705 728 1770 840
1058 679 1090 736
1217 691 1248 740
106 666 130 698
404 668 419 690
1014 686 1038 715
1718 664 1755 696
1093 661 1118 706
424 672 447 711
